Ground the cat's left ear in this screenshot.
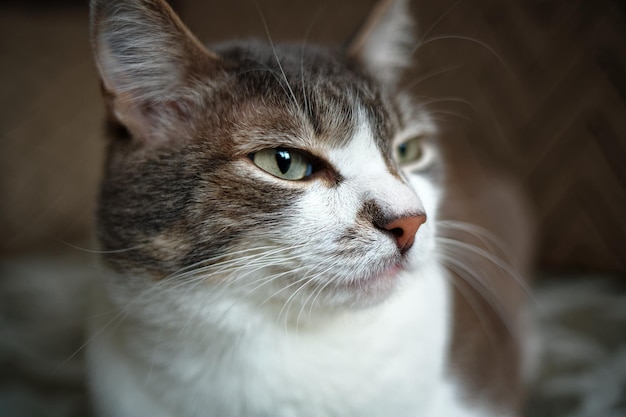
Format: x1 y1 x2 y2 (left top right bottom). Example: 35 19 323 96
90 0 223 144
346 0 415 87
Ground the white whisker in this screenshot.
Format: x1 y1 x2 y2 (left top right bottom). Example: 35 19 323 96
278 271 317 329
424 109 472 122
438 220 513 262
414 35 515 77
440 259 501 347
254 2 300 111
57 239 148 254
405 65 464 91
437 236 535 303
300 264 340 326
299 5 325 118
418 0 463 42
438 252 518 341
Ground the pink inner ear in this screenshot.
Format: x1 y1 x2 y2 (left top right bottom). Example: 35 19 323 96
108 92 197 145
92 0 223 144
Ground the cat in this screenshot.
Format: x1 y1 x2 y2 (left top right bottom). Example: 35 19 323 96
87 0 533 415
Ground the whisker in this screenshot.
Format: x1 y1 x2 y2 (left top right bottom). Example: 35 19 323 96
210 255 304 303
418 0 463 42
414 35 515 77
300 264 339 326
58 303 129 370
232 64 299 107
254 2 300 111
160 244 295 285
438 252 519 342
423 109 472 122
294 262 339 330
299 5 326 118
169 244 315 331
193 245 310 296
417 96 478 112
438 220 513 263
76 245 308 362
405 65 464 91
257 266 314 307
146 326 163 384
437 236 535 303
440 260 501 347
278 271 318 329
177 265 299 336
56 239 148 254
211 265 315 332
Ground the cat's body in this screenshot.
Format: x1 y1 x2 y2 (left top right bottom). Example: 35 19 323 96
87 0 531 415
89 263 472 416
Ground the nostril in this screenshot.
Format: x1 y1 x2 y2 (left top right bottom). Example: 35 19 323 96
388 227 404 238
381 214 426 253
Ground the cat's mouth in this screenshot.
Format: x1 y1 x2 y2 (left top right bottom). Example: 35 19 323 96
376 263 403 280
334 260 409 305
351 259 408 287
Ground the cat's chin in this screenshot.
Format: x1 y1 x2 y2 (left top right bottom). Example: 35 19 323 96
356 262 404 286
377 263 404 280
332 259 411 309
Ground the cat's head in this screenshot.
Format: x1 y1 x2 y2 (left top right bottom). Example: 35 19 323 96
91 0 441 314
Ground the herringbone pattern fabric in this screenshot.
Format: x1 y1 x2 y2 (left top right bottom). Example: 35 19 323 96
410 0 626 273
183 0 626 274
1 0 624 275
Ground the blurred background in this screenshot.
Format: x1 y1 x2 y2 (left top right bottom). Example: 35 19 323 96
1 0 625 415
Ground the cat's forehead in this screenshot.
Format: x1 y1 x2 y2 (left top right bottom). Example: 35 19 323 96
212 41 402 151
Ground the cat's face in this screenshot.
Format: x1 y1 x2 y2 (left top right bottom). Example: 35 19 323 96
93 0 440 312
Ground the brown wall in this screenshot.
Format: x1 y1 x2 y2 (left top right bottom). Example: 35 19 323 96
1 0 625 274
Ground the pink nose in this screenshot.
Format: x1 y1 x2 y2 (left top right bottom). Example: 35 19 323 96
382 214 426 253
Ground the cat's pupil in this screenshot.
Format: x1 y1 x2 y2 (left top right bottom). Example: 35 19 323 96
276 148 292 174
398 143 408 158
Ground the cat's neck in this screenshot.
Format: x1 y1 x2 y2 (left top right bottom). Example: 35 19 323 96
88 259 456 416
94 257 449 338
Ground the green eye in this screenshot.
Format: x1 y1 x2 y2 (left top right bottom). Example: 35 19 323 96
250 147 314 181
396 136 423 166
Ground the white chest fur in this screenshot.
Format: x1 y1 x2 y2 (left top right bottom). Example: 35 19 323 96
85 260 493 417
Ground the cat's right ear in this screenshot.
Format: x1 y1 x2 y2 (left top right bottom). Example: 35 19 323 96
346 0 415 87
90 0 221 144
